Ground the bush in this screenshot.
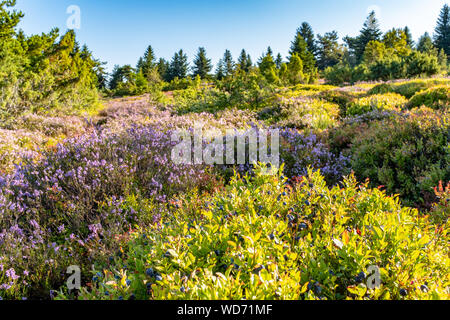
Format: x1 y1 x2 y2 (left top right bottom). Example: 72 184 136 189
0 125 218 299
349 109 449 207
280 130 350 185
66 166 449 300
276 98 340 130
347 93 407 116
408 85 449 110
369 79 450 98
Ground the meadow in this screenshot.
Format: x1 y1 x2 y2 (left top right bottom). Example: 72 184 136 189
0 1 449 301
0 77 449 300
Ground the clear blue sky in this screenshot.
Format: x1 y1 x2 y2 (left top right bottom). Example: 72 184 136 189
14 0 449 72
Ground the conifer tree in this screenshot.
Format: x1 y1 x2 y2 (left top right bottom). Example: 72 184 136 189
417 32 436 54
344 11 382 63
156 58 170 81
215 59 225 80
275 53 283 69
434 4 450 57
167 49 189 81
316 31 344 70
237 49 249 71
403 26 415 48
289 32 316 75
298 22 317 56
137 45 157 80
0 0 23 39
192 47 212 79
287 53 304 84
222 49 235 77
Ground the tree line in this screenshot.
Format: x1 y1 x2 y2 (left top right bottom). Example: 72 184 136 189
108 4 449 94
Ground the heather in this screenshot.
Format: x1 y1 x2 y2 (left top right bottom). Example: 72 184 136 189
0 1 449 302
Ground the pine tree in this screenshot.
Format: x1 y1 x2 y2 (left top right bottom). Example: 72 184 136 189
237 49 249 71
417 32 436 54
434 4 450 57
287 53 304 84
345 11 382 63
222 49 235 77
137 45 156 80
403 26 415 48
298 22 317 56
215 59 225 80
258 50 277 83
275 53 283 69
167 49 189 81
192 47 212 79
317 31 344 70
0 0 23 39
246 54 253 70
156 58 169 81
289 32 316 75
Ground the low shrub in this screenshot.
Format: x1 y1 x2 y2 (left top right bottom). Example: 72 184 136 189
66 166 449 300
347 93 407 116
349 108 449 207
0 125 218 299
276 98 340 130
407 85 449 110
369 79 450 98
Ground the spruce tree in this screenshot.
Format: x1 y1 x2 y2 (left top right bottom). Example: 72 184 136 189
345 11 382 63
156 58 169 81
192 47 212 79
434 4 450 57
0 0 23 39
222 49 235 77
237 49 249 71
275 53 283 69
298 22 317 56
137 45 156 79
289 32 316 74
403 26 415 48
168 49 189 81
215 59 225 80
417 32 436 54
317 31 344 70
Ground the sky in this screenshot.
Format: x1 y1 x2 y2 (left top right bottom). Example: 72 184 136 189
14 0 449 72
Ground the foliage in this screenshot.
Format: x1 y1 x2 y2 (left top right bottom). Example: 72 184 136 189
347 93 407 116
349 108 449 208
67 166 449 301
407 85 450 110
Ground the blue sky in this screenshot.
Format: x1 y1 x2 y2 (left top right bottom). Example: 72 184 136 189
14 0 449 72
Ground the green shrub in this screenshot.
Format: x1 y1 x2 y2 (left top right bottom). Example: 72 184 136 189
369 79 450 98
277 98 340 130
65 165 450 300
347 93 407 116
349 108 449 207
408 85 449 110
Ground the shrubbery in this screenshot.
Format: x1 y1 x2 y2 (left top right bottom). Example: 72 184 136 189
347 93 407 116
408 85 449 109
348 108 449 207
65 166 449 300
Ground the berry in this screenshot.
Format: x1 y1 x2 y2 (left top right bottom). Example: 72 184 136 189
155 275 163 282
305 200 311 206
146 268 154 277
420 285 429 293
399 288 408 297
128 294 136 300
118 296 123 300
298 223 308 231
214 250 221 256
